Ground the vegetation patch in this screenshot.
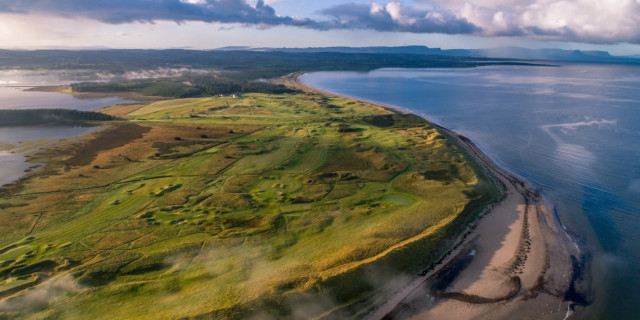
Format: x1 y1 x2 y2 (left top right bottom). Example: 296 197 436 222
0 80 500 320
0 109 116 126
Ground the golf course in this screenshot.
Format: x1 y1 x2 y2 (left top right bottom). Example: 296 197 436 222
0 76 500 319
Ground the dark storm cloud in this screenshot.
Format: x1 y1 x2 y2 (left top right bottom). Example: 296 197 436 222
0 0 481 35
0 0 314 26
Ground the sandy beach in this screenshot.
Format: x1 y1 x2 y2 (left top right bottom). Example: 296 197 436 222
295 73 585 320
373 129 583 320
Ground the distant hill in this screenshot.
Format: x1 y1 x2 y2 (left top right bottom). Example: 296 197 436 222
0 49 533 74
442 47 619 62
252 45 444 55
251 45 640 63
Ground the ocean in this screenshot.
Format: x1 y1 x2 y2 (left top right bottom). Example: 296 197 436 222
301 63 640 319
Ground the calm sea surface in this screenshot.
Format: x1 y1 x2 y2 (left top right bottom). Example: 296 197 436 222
0 69 131 111
0 69 133 186
302 64 640 319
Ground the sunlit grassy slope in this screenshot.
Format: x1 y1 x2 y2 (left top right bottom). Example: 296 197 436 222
0 79 499 319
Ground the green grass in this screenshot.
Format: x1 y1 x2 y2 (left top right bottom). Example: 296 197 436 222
382 193 417 206
0 79 500 320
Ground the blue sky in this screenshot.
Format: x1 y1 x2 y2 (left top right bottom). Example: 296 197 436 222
0 0 638 55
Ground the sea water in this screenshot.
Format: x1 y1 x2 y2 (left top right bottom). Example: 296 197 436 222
302 63 640 319
0 69 132 111
0 69 134 186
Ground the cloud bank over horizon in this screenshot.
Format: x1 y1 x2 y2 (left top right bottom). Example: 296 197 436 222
427 0 640 44
0 0 639 44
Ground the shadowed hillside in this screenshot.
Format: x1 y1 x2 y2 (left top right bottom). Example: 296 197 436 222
0 109 116 126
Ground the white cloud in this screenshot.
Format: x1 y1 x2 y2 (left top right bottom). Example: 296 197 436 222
425 0 640 43
0 0 639 45
385 2 403 22
370 2 385 15
320 2 479 34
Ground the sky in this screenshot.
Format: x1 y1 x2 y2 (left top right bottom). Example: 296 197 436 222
0 0 639 55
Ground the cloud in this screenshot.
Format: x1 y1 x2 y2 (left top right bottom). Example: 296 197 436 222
1 0 639 44
0 0 314 26
0 275 79 314
423 0 640 43
319 2 480 34
0 0 481 36
317 0 640 43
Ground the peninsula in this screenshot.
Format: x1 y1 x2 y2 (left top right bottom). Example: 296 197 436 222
0 0 633 315
0 72 581 319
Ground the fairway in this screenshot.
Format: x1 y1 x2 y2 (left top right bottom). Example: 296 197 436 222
0 79 500 320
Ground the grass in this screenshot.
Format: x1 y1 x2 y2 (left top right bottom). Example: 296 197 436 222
0 109 116 127
0 77 500 320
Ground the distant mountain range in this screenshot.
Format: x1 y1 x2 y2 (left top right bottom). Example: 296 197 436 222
218 45 640 63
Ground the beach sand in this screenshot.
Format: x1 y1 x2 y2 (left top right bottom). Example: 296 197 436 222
294 73 583 320
363 129 581 320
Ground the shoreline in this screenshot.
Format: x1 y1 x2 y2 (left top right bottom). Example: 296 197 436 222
289 73 413 116
0 151 30 187
294 72 586 319
24 85 162 101
0 125 101 189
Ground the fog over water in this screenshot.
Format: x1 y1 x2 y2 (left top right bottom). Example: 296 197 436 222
0 69 142 111
0 69 136 186
302 63 640 319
